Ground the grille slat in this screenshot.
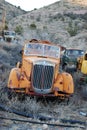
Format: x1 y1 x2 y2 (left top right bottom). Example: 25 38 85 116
44 66 54 89
32 61 54 94
33 65 42 89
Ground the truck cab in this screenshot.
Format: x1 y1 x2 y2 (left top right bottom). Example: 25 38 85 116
2 30 16 42
61 48 84 72
8 39 74 98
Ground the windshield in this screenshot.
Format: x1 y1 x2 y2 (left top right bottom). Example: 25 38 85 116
67 50 84 56
24 43 60 58
4 31 15 36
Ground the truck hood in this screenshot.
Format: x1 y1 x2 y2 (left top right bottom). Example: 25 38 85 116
24 57 59 64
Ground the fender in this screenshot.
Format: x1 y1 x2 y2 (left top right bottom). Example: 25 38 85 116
54 72 74 94
61 72 74 94
8 68 21 88
81 60 87 74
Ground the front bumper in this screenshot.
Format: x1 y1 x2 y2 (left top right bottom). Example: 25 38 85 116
66 63 77 72
7 88 70 98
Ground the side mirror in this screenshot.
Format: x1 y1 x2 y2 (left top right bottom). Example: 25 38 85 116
16 62 22 68
20 50 23 55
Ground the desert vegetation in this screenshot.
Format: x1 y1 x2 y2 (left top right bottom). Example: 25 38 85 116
0 0 87 129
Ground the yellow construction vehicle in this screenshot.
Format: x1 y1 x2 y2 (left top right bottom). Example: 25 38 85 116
77 51 87 83
76 51 87 99
8 39 74 99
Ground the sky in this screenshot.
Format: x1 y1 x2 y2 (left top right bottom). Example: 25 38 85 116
5 0 60 11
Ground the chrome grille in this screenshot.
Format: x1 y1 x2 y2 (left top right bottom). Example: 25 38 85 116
32 61 54 94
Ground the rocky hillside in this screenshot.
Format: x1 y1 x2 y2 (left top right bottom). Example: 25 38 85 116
5 0 87 51
0 0 26 22
67 0 87 6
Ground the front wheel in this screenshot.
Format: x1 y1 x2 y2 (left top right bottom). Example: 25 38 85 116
17 93 26 101
7 89 16 100
82 87 87 100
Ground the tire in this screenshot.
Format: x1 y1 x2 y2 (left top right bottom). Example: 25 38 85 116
7 89 13 100
82 87 87 100
17 93 26 102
